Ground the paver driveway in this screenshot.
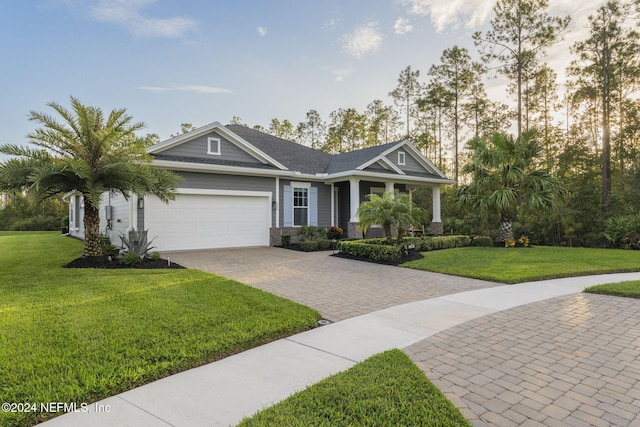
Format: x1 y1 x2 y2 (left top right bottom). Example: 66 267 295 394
165 247 640 426
163 247 500 321
406 292 640 426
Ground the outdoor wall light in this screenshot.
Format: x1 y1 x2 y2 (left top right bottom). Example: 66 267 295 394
138 198 144 209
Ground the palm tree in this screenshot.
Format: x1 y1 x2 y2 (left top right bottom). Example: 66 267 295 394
0 97 180 257
357 192 427 245
456 130 564 242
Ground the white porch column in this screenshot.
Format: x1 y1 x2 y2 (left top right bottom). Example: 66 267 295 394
348 177 362 238
432 186 441 222
385 181 395 195
330 182 335 227
349 177 360 222
431 185 443 235
275 176 280 228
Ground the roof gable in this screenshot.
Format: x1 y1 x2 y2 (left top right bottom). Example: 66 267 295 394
147 122 288 170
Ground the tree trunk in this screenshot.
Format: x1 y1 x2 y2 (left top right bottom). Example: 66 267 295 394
499 211 514 242
384 222 393 245
82 198 103 257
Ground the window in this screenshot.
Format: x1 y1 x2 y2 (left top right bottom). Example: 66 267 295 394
207 137 221 155
293 187 308 226
284 183 316 227
398 151 406 165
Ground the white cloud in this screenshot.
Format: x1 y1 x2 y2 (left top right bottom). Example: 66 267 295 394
341 22 382 58
330 67 355 82
394 17 413 35
89 0 197 38
138 85 231 94
401 0 493 32
257 26 267 37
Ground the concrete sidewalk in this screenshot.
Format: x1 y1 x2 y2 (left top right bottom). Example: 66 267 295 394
42 272 640 427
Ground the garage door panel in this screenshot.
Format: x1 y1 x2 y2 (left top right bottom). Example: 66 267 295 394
146 194 270 251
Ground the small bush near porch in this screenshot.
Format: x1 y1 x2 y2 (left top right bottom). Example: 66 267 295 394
0 232 319 427
338 235 472 264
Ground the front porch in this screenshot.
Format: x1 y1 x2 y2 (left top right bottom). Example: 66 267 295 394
330 177 443 239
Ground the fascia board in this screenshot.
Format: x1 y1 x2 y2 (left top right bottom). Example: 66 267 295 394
151 159 317 179
323 169 456 185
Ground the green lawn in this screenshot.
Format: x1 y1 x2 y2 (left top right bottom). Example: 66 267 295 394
0 232 319 427
238 349 472 427
402 246 640 284
584 280 640 298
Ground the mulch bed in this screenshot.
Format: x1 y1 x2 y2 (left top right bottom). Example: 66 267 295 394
332 249 423 266
276 244 335 252
63 256 185 269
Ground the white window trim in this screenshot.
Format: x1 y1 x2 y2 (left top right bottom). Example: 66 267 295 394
207 137 221 155
291 185 311 227
291 182 311 227
398 151 406 166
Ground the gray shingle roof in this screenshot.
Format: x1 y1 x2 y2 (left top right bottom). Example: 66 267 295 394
226 125 403 175
227 125 331 174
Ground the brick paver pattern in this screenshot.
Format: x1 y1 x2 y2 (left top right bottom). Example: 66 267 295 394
405 293 640 427
164 247 500 321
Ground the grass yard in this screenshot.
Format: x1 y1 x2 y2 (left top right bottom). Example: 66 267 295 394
0 232 319 427
238 349 472 427
584 280 640 298
402 246 640 284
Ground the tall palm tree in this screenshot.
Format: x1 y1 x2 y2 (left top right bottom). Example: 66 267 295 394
0 97 180 257
456 130 564 241
357 192 427 245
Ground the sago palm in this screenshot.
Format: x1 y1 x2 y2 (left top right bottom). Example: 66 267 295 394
456 130 564 241
0 97 180 257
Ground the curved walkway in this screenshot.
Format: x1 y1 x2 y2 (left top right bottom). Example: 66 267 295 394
42 248 640 426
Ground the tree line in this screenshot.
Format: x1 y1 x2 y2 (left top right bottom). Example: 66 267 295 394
223 0 640 247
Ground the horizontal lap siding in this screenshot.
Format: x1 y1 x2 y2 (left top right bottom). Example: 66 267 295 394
100 192 130 247
386 148 426 174
176 172 276 225
279 180 331 227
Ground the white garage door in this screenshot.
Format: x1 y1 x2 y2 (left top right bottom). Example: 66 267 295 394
146 191 271 251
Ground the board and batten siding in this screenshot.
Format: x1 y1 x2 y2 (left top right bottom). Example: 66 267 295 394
160 131 263 165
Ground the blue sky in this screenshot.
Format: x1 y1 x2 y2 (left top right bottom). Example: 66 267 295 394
0 0 598 147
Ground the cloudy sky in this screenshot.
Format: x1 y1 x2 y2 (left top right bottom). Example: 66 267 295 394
0 0 603 147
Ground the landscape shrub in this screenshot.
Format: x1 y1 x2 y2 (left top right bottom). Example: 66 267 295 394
338 241 401 262
119 228 155 258
10 215 59 231
119 252 142 265
98 235 119 257
430 235 471 249
604 214 640 249
297 225 325 241
300 240 319 251
281 234 291 246
317 239 331 250
471 236 493 247
326 226 343 240
402 236 434 251
148 251 161 261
